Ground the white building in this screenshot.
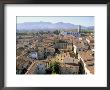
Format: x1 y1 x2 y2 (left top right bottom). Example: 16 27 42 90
60 25 81 37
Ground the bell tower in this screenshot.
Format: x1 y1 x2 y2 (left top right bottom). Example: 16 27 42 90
78 25 80 32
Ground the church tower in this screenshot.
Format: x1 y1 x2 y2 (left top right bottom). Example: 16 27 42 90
78 25 81 32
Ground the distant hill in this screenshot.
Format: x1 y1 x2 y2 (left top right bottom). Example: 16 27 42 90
17 22 94 32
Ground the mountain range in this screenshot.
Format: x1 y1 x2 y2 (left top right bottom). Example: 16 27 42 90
17 22 94 32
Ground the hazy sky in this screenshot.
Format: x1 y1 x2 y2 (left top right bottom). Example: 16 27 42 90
17 16 94 27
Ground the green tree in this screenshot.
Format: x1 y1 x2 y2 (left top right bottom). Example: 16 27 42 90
49 61 60 74
53 30 60 35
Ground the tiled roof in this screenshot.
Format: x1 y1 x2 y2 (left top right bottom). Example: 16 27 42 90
79 50 94 62
86 66 94 74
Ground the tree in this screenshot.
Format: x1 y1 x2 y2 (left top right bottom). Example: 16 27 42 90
53 30 60 35
48 61 60 74
52 61 60 74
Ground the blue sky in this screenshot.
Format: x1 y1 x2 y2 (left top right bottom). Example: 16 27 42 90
17 16 94 27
